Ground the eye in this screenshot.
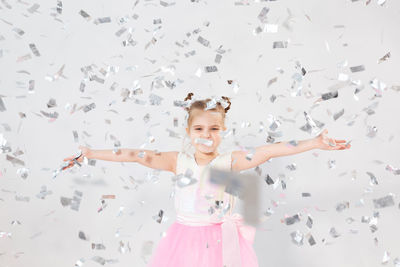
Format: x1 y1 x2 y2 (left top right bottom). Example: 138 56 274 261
195 128 202 130
212 128 219 130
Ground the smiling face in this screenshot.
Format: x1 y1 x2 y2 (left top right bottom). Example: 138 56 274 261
185 110 227 154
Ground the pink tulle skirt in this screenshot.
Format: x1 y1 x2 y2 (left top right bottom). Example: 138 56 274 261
147 221 259 267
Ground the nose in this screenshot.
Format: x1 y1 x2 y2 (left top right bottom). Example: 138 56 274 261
201 130 211 138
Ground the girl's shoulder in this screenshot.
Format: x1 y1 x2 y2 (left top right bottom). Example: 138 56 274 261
174 150 193 174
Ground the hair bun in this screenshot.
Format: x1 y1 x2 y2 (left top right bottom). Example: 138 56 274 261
183 92 194 111
221 96 231 113
184 92 194 101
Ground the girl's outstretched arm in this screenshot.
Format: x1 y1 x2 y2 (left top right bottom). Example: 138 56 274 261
90 149 178 174
63 147 178 174
231 129 351 172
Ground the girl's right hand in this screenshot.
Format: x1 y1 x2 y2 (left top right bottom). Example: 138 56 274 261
62 145 91 170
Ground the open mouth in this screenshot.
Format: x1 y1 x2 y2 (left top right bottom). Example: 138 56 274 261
194 138 213 147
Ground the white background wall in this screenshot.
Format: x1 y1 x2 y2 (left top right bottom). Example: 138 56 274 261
1 0 400 266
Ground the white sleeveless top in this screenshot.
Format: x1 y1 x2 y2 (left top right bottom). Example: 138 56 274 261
173 150 236 226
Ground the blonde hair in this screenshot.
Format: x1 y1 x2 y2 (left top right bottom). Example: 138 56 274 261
183 92 232 129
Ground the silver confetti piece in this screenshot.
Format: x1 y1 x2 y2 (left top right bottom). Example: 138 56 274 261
29 43 40 56
45 64 67 81
173 169 198 188
328 159 336 169
285 214 301 225
336 201 349 212
321 91 339 101
27 3 40 13
79 10 91 20
0 97 6 112
56 0 62 14
92 243 106 250
382 251 390 264
329 227 340 238
16 167 29 179
15 195 30 202
288 140 298 146
290 230 304 246
94 17 111 24
265 174 274 185
257 7 269 22
273 41 288 48
72 130 79 143
90 75 104 83
269 119 281 131
91 256 106 265
82 103 95 113
13 27 25 36
197 36 210 47
245 148 255 161
306 215 313 228
0 232 12 238
349 65 365 72
153 209 164 223
60 190 82 211
286 163 296 171
204 98 218 110
370 78 386 96
74 258 85 267
36 185 52 199
160 1 175 7
47 98 57 108
215 54 222 63
333 108 344 121
149 93 163 105
366 125 378 138
40 110 58 119
143 113 150 123
98 199 108 213
115 27 127 37
302 111 324 135
205 65 218 73
166 128 181 138
307 233 316 246
79 231 89 241
378 52 391 63
385 164 400 175
6 154 24 166
118 241 131 253
373 195 395 208
366 171 378 185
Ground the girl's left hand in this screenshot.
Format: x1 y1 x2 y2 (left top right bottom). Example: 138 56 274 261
314 129 351 150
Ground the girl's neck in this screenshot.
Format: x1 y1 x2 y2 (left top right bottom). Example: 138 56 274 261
194 150 219 160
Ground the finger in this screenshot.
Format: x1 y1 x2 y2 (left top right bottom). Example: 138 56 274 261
335 139 346 143
328 138 336 147
62 162 73 170
336 144 349 150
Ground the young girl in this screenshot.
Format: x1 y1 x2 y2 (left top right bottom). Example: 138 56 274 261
62 93 351 267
